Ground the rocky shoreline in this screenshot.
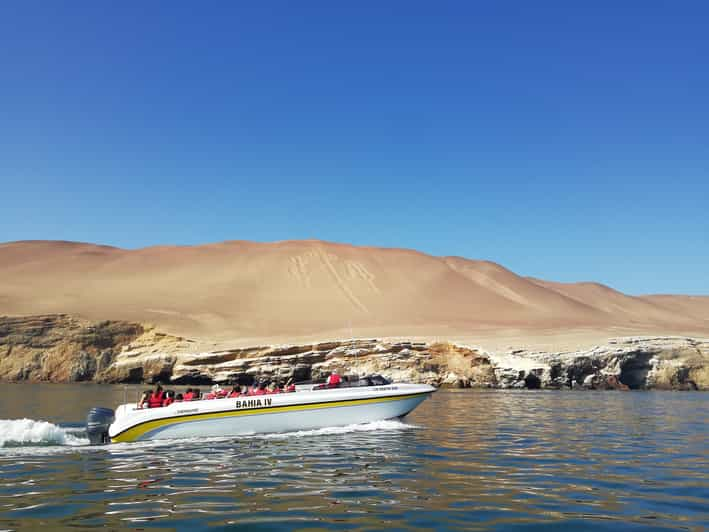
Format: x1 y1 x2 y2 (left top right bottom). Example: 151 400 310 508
1 315 707 390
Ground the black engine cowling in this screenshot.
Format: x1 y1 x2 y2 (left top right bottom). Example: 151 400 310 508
86 407 115 445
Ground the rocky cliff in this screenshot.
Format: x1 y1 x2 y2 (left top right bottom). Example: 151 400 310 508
1 315 707 390
0 315 144 382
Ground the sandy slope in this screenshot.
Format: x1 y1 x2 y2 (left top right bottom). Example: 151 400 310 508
1 239 707 344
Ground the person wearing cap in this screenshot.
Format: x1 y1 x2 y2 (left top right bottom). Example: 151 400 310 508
205 384 223 400
327 370 342 387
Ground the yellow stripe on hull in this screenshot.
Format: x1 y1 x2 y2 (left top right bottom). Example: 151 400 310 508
111 392 427 443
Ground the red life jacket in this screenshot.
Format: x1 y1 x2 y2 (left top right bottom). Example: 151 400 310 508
327 374 341 387
286 384 296 393
228 390 239 398
162 397 174 407
183 392 194 401
253 388 266 395
147 391 164 408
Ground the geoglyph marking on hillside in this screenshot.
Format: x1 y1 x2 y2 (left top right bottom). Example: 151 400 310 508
287 255 312 288
318 249 369 313
285 250 373 313
345 261 381 294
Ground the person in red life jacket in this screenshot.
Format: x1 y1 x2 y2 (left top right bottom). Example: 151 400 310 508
205 384 222 400
327 370 342 388
162 390 175 407
175 393 184 402
252 379 267 395
227 386 240 398
182 388 194 401
284 378 296 393
137 390 150 409
147 384 164 408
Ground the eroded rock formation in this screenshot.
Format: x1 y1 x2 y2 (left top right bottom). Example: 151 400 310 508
487 337 709 390
0 315 144 382
1 315 707 390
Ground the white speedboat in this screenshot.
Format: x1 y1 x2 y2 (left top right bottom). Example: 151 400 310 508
86 379 435 444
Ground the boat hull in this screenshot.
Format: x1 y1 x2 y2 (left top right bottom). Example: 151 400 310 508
109 384 434 443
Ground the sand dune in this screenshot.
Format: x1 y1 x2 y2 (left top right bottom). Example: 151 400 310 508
1 239 707 342
526 278 700 327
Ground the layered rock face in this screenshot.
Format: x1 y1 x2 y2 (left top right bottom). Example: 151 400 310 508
0 315 144 382
104 337 493 387
487 337 709 390
1 315 707 390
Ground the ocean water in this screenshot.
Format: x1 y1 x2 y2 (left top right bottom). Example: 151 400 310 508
0 384 707 531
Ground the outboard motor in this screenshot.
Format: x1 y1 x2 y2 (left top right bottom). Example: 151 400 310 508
86 407 115 445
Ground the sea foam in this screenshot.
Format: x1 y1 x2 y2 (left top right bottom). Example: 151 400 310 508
0 418 88 448
253 419 419 440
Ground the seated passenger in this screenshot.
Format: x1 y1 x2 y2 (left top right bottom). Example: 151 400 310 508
162 390 175 406
183 388 194 401
147 384 164 408
175 393 184 402
285 378 296 393
327 370 342 387
205 384 222 400
227 386 240 398
266 381 281 394
137 390 151 409
253 380 267 395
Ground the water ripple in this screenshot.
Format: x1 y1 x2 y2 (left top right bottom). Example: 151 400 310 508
0 389 707 530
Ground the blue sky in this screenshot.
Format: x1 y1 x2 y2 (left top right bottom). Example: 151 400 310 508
1 1 707 294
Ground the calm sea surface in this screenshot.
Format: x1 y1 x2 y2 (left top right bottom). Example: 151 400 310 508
0 385 707 531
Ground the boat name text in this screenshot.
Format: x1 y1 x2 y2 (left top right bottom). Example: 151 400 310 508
235 398 273 409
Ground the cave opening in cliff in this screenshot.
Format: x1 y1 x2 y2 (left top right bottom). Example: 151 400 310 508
618 352 654 389
524 372 542 389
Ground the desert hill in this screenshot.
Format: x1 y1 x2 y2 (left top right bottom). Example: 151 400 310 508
1 239 707 342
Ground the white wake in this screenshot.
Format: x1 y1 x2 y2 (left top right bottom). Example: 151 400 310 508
0 418 89 448
0 418 415 451
252 419 419 440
